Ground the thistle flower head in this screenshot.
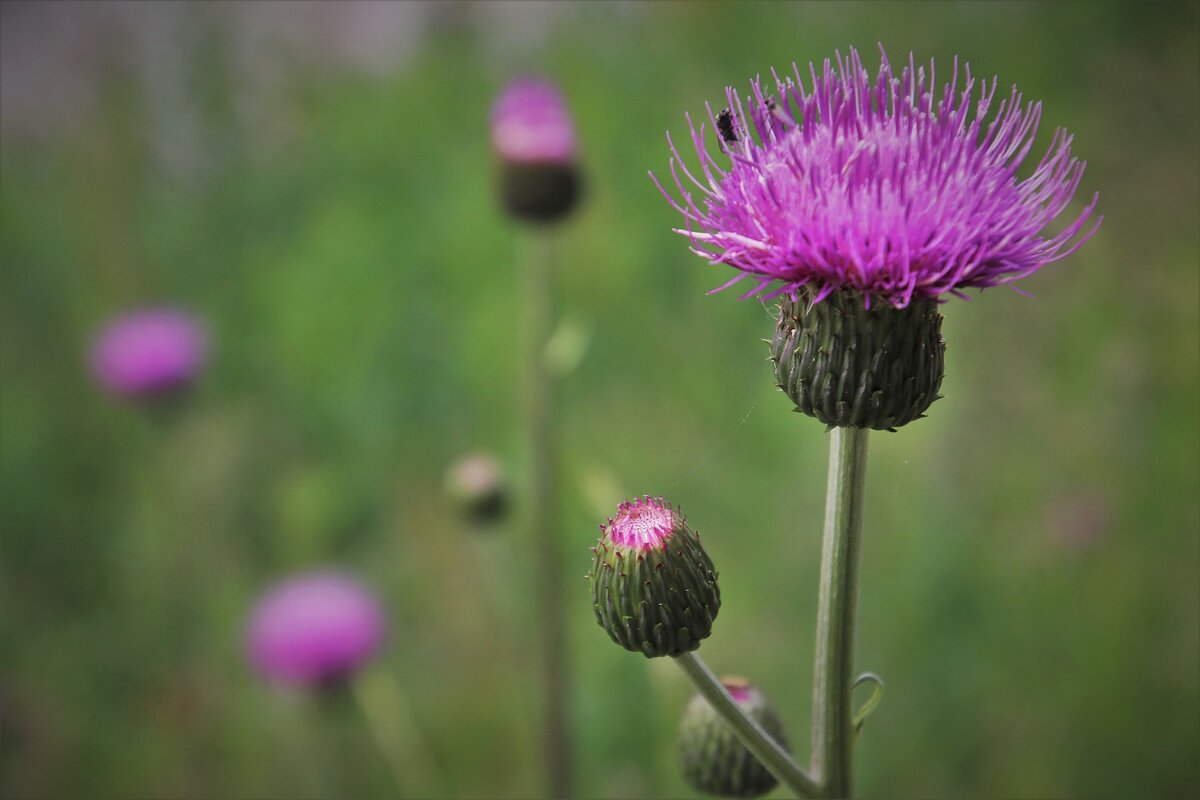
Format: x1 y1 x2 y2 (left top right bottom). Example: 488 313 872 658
679 676 790 798
492 77 582 223
245 571 386 687
589 496 720 658
89 308 208 400
491 77 577 165
656 46 1101 308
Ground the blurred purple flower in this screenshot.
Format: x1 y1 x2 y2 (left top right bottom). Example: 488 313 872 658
245 571 386 687
89 308 209 400
655 46 1102 308
491 77 577 165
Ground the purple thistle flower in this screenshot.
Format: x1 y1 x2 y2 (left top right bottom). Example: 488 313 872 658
491 77 583 223
491 77 577 165
89 308 209 400
245 571 386 687
654 46 1102 308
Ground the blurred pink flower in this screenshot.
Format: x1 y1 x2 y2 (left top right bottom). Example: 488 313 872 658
89 308 208 400
245 571 386 687
491 77 577 165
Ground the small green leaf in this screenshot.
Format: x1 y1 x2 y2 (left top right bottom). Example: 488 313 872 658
852 672 884 740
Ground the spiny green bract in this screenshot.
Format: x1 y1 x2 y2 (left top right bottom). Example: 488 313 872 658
770 287 946 431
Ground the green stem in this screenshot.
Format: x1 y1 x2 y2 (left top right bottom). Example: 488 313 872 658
522 229 572 798
810 427 870 798
129 418 170 630
674 651 819 798
351 669 443 797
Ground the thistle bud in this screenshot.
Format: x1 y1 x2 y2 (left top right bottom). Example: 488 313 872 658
491 78 582 224
770 288 945 431
444 452 509 525
587 496 719 658
678 677 789 798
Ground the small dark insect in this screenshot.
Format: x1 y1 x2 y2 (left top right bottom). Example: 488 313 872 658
717 108 738 144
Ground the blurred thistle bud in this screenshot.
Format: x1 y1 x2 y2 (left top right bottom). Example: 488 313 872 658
679 677 789 798
245 571 386 689
770 288 945 431
444 452 509 525
588 496 719 658
89 307 209 403
491 77 582 224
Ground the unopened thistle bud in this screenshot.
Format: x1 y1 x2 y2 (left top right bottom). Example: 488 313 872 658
770 288 945 430
491 78 582 224
679 677 789 798
444 452 509 525
588 496 719 658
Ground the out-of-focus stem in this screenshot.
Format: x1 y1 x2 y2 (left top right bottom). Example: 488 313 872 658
810 427 870 798
522 229 572 798
351 668 442 796
673 651 819 798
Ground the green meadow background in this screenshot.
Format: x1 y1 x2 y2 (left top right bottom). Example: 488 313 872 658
2 2 1197 798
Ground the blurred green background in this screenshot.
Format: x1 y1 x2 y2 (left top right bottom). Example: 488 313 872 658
2 1 1197 798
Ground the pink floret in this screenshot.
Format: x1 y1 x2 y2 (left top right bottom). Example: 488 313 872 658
603 496 678 550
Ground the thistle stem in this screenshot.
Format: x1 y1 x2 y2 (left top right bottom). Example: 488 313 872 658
810 427 870 798
674 651 820 798
351 669 443 796
522 229 573 797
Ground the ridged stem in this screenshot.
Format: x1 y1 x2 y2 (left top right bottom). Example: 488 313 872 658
811 427 870 798
522 228 572 798
674 651 819 798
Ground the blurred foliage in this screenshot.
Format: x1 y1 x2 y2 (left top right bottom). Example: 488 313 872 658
2 2 1198 798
